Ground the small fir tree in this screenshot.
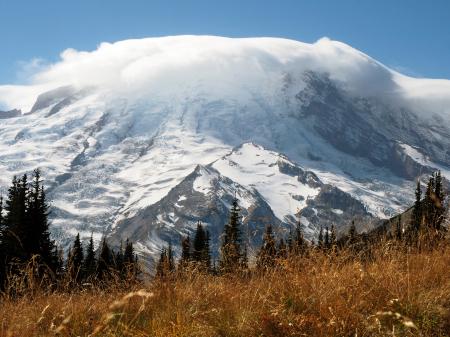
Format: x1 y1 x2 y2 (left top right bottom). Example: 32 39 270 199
317 227 324 250
277 238 287 259
348 220 357 245
256 224 277 270
329 224 337 251
67 233 84 283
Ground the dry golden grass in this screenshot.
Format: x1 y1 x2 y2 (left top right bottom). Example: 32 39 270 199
1 243 449 337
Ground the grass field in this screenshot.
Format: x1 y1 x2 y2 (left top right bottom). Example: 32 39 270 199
1 242 449 337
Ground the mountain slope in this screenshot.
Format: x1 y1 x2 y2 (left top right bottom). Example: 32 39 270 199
0 36 449 256
111 144 373 263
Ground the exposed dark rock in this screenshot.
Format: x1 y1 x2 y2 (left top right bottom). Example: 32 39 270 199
29 86 76 113
0 109 21 119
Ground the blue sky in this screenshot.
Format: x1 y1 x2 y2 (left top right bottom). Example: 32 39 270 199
0 0 449 84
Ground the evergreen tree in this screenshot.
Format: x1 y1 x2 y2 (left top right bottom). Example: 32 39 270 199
3 171 57 273
434 171 444 204
412 180 422 232
293 219 306 255
347 220 358 249
192 221 206 262
83 234 97 280
395 215 402 241
67 233 84 283
324 227 330 250
423 175 435 229
256 224 277 270
28 170 56 265
155 244 175 278
167 243 175 273
179 235 191 270
191 222 211 271
123 239 135 265
156 248 167 278
276 238 287 259
123 239 138 279
39 190 58 271
317 227 324 250
3 175 29 262
432 171 445 231
406 180 423 244
329 224 337 251
220 197 243 273
97 238 113 280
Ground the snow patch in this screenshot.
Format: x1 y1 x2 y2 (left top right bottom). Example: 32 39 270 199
213 143 320 222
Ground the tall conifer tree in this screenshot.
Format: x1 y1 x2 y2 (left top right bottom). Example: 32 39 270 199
83 234 97 280
97 239 113 280
192 221 206 262
432 171 445 231
167 243 175 273
423 176 435 228
412 180 422 232
155 248 167 278
348 220 357 245
28 169 57 270
293 219 306 255
220 197 243 273
3 175 28 262
179 235 191 270
123 239 138 279
67 233 84 283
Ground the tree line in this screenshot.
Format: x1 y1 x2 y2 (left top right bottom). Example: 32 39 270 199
0 169 447 289
0 170 139 292
156 171 448 277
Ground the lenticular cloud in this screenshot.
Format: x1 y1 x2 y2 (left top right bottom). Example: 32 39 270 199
0 35 450 120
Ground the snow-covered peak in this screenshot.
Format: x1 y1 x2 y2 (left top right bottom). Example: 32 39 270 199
213 143 321 222
1 35 449 122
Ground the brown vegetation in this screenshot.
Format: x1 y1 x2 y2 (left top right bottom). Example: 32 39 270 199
1 239 449 337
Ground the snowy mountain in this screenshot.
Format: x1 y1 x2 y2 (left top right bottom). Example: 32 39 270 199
111 144 372 259
0 36 449 259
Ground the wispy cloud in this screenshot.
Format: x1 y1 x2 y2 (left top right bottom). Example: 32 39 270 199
390 64 422 78
16 58 50 83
